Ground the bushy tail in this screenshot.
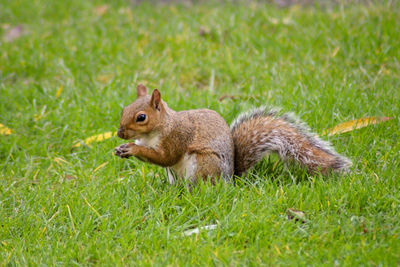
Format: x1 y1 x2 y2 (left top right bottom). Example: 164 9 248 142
230 107 351 176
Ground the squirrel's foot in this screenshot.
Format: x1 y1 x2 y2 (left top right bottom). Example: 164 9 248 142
115 143 136 158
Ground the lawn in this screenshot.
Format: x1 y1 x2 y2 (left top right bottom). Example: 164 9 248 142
1 0 399 265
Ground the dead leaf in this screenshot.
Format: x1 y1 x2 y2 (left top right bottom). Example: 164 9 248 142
286 208 307 223
93 5 109 16
65 175 77 180
323 117 393 136
3 25 25 42
73 131 117 148
0 123 12 135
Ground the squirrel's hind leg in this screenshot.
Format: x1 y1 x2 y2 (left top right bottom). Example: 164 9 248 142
194 153 232 184
170 152 233 184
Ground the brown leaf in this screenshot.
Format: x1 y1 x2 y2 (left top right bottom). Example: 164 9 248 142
286 208 307 223
93 5 109 16
65 175 77 180
3 24 25 42
323 117 393 136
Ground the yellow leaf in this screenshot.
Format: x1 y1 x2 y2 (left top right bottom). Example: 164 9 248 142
56 86 63 98
73 131 117 148
323 117 393 136
274 245 281 255
0 123 12 135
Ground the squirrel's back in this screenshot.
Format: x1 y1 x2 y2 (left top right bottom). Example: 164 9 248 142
172 109 235 178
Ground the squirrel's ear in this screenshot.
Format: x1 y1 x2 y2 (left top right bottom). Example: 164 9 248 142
137 84 148 98
150 89 161 111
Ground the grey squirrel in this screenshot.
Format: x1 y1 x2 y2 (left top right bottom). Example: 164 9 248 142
115 84 351 184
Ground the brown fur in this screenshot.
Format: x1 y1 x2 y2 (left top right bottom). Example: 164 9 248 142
231 108 352 176
115 85 351 183
116 85 234 182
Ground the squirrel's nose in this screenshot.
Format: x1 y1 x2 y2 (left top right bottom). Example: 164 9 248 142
117 127 124 139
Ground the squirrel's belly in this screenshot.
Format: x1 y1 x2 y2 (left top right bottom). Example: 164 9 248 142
168 153 197 183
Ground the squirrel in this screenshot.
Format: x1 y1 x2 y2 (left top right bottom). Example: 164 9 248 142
115 84 351 184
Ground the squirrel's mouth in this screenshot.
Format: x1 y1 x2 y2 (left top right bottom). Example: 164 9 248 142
117 128 137 140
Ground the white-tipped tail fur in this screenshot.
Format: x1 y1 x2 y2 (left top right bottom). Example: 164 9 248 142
230 107 352 176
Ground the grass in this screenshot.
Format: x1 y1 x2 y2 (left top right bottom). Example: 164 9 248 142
1 0 399 265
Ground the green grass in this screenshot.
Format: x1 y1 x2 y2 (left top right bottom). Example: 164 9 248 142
1 0 400 265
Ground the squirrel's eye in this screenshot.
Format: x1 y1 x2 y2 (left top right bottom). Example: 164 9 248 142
136 114 146 122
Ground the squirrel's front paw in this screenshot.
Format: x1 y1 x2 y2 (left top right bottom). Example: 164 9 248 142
115 143 135 158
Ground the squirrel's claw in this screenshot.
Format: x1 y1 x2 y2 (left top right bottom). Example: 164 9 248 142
115 143 133 158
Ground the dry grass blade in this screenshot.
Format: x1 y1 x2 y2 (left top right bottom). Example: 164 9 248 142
323 117 393 136
331 47 340 57
73 131 116 148
92 162 108 174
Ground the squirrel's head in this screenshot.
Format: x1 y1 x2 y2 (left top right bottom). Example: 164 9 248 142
117 84 165 140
